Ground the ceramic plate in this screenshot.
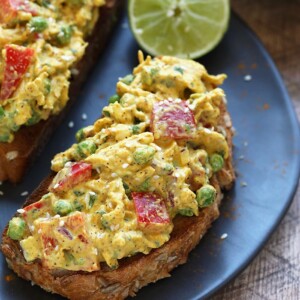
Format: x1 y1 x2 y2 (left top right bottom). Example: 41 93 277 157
1 12 300 300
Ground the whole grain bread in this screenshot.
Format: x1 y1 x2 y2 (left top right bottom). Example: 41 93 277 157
1 99 235 299
0 0 123 183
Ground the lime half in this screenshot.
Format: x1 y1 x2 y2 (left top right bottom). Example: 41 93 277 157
128 0 230 59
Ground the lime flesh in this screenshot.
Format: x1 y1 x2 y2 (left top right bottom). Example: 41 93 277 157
128 0 230 59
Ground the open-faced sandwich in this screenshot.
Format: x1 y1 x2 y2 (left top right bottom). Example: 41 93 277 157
0 0 123 183
1 52 235 299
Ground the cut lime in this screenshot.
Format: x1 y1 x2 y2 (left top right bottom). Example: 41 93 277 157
128 0 230 59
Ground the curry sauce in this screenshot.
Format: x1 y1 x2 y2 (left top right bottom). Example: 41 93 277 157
0 0 105 142
8 53 230 272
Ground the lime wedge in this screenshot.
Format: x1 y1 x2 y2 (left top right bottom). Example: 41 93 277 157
128 0 230 59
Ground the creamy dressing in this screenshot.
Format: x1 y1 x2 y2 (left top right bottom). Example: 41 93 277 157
0 0 105 142
15 54 229 271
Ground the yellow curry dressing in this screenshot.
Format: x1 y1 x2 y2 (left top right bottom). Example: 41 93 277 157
0 0 105 142
12 53 230 272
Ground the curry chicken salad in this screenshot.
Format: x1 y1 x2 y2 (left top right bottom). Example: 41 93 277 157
7 52 231 272
0 0 106 142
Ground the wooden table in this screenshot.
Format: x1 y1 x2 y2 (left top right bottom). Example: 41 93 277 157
213 1 300 299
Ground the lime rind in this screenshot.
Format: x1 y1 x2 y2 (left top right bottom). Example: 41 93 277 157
128 0 230 59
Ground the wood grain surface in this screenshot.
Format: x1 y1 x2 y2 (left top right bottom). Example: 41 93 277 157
213 1 300 299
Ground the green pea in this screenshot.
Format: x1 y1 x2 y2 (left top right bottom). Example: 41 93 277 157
133 146 155 165
109 94 120 104
138 178 150 192
76 140 97 158
44 78 51 95
57 26 72 45
103 110 110 117
196 185 216 208
178 208 194 216
210 154 224 172
0 134 10 142
26 110 41 126
120 74 134 85
29 17 48 33
131 125 140 134
75 128 85 142
0 106 5 119
53 200 73 216
7 217 26 240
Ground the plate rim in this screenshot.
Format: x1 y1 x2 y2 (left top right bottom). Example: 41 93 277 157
204 12 300 299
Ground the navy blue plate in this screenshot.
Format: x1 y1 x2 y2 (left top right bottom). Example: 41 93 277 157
1 12 300 300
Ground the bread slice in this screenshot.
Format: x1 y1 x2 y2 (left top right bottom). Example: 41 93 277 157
1 96 235 299
0 0 123 183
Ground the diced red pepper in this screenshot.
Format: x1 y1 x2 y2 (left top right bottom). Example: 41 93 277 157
41 235 57 255
22 198 51 225
150 99 196 140
65 212 85 230
49 162 92 194
23 201 44 212
0 45 34 100
132 192 170 232
0 0 36 24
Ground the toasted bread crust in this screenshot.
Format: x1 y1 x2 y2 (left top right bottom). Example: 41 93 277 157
1 98 235 299
0 0 123 183
2 193 221 300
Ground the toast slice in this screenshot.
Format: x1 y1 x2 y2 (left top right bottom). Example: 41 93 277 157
0 0 123 183
1 55 235 299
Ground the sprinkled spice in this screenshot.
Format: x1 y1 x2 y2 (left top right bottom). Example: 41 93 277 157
220 233 228 239
5 274 15 282
244 74 252 81
68 121 74 128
